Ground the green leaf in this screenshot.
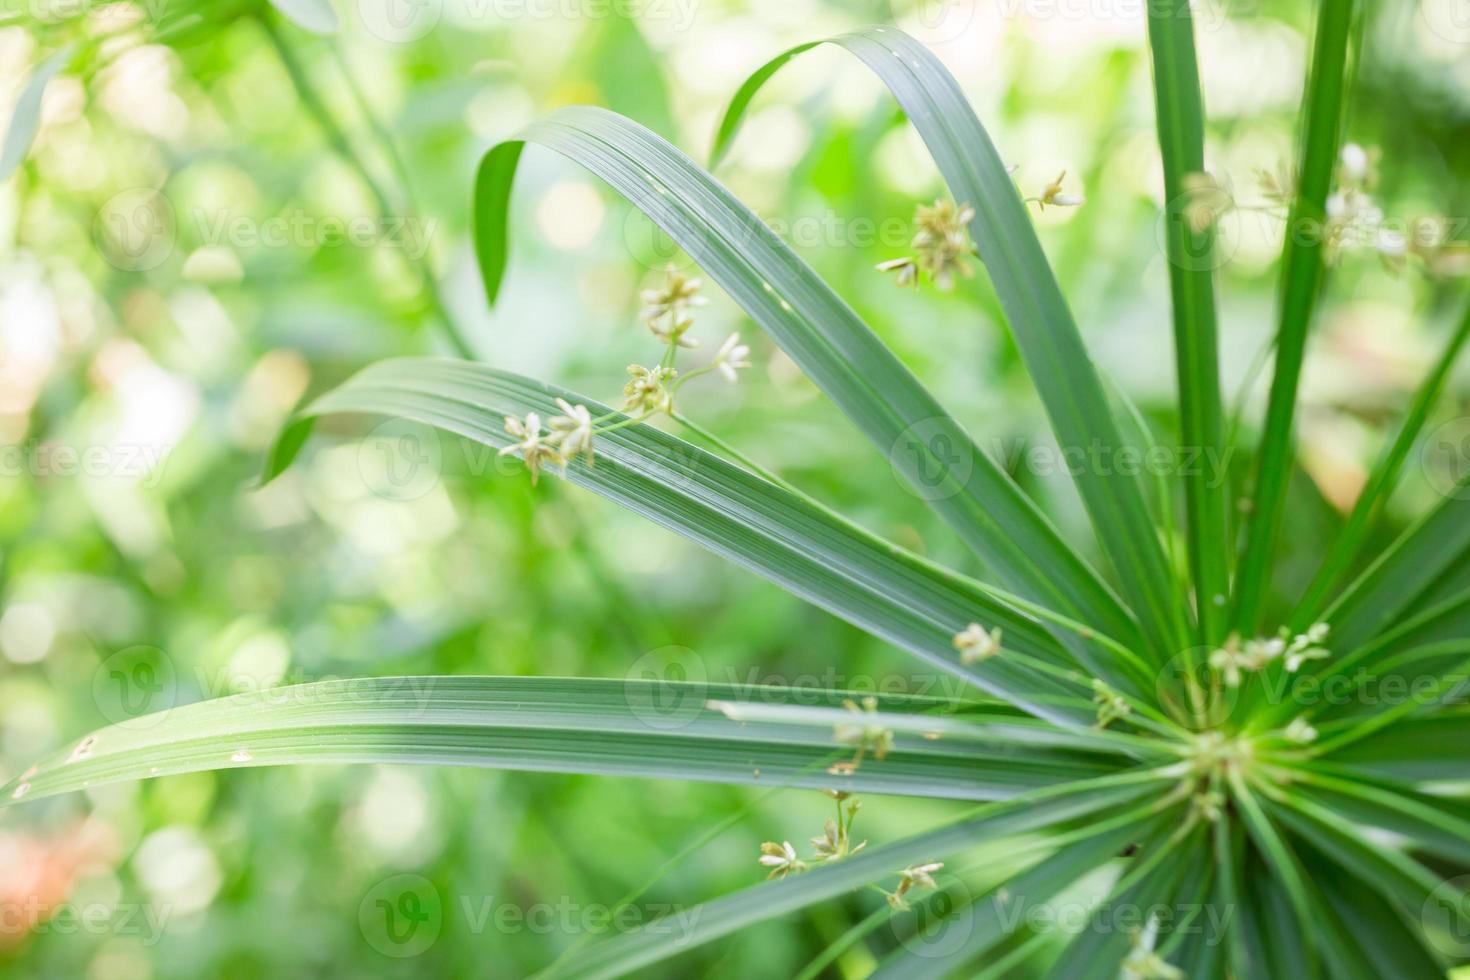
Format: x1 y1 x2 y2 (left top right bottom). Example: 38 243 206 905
1306 860 1449 980
1293 302 1470 626
1233 0 1358 632
867 811 1171 979
1291 770 1470 866
1326 710 1470 783
1 45 74 183
1043 823 1199 980
707 27 1186 664
540 774 1172 979
0 677 1123 807
1228 772 1322 976
473 102 1149 677
264 358 1154 726
266 0 340 34
1320 476 1470 652
1145 0 1230 646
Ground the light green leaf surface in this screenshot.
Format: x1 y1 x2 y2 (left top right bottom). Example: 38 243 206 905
473 102 1148 676
0 677 1133 807
709 27 1186 663
0 45 74 183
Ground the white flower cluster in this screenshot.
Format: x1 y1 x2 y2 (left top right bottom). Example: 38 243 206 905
1208 623 1331 688
500 265 752 484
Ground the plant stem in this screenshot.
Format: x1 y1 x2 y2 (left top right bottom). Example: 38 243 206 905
256 14 475 359
1231 0 1357 633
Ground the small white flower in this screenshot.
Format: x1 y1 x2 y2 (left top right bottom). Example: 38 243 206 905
1123 916 1185 980
887 861 944 909
713 332 751 383
622 364 676 414
875 256 919 288
1340 142 1370 184
759 840 806 880
1285 716 1318 744
641 265 708 333
549 398 595 465
953 623 1002 665
1036 170 1084 210
1092 679 1131 729
499 412 561 484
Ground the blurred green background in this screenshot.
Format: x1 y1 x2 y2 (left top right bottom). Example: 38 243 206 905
2 0 1469 975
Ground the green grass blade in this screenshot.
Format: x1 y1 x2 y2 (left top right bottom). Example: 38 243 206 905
1145 0 1231 646
868 814 1166 979
1306 860 1449 979
1319 475 1470 652
1232 0 1358 633
1043 823 1199 980
539 774 1171 979
265 358 1155 725
1227 771 1322 976
709 28 1186 663
0 677 1124 807
1 44 74 183
1294 302 1470 627
1324 709 1470 783
1291 771 1470 866
473 103 1147 671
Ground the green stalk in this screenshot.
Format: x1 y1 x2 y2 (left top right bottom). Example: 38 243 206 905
1145 0 1230 653
1232 0 1357 634
257 14 475 359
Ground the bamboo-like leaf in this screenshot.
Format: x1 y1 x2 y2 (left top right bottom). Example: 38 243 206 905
539 774 1171 979
1288 771 1470 865
1145 0 1230 646
866 815 1163 979
1043 823 1198 980
708 27 1186 663
1326 710 1470 783
1320 477 1470 652
0 45 74 183
0 677 1124 807
264 358 1157 725
1294 303 1470 626
1306 859 1449 980
1267 794 1459 928
474 102 1147 674
1227 772 1322 975
1233 0 1358 632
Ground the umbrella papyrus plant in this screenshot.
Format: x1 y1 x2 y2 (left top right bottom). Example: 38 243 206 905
7 9 1470 979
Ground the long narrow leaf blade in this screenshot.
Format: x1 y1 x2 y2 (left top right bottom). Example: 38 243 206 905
0 678 1122 806
1146 2 1231 644
709 28 1186 661
1294 302 1470 626
1233 0 1358 632
265 359 1126 726
474 103 1145 667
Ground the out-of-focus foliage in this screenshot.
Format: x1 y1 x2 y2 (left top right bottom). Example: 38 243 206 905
1 0 1467 975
